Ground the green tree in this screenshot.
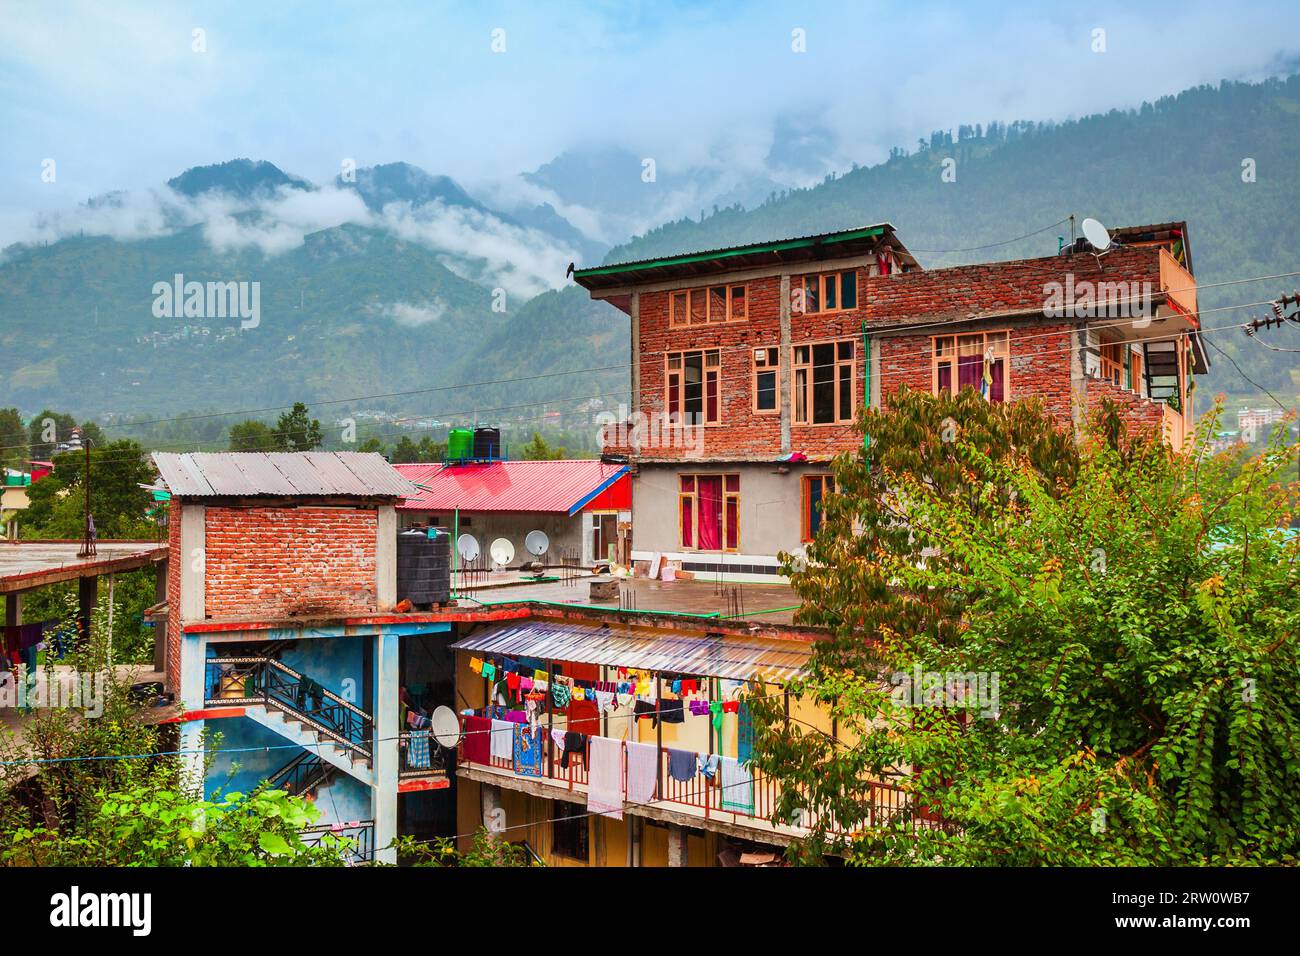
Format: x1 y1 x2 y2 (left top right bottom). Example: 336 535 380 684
26 409 77 460
228 419 279 452
518 431 565 460
753 390 1300 865
355 437 386 455
275 402 322 452
0 407 26 471
390 828 537 867
21 439 156 539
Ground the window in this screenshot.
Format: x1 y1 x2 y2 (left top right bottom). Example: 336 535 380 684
669 284 747 327
932 331 1009 402
793 340 855 425
801 474 834 542
666 350 721 425
552 806 589 861
679 474 739 551
793 271 857 315
752 347 780 413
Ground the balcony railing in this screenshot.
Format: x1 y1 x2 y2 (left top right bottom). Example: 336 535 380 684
399 731 448 778
300 820 375 864
456 716 941 837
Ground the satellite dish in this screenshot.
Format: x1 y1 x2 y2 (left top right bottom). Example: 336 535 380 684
490 537 515 568
1081 218 1112 252
430 706 461 749
456 534 480 563
524 529 550 557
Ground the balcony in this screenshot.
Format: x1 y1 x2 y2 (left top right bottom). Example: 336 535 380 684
299 819 374 864
455 716 940 842
1160 248 1197 320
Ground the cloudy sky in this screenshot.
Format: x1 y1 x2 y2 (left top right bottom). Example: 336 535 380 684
3 0 1298 236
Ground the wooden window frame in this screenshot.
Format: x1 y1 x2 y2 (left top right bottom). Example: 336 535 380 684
931 330 1011 402
792 339 856 426
665 349 722 426
678 473 740 552
669 284 748 328
792 270 858 316
800 474 835 543
751 346 780 415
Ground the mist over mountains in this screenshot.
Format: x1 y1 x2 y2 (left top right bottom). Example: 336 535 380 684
1 75 1297 430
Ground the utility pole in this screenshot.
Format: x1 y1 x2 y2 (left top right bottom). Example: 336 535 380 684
1243 292 1300 485
77 437 95 558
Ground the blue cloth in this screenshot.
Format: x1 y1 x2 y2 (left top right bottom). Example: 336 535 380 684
737 700 754 766
406 731 431 769
513 724 544 777
698 753 720 779
668 748 697 782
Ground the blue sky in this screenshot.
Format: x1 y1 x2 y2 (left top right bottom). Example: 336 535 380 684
2 0 1299 230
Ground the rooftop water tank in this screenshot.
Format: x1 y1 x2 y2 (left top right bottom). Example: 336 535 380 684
447 428 473 462
473 426 501 461
396 529 451 606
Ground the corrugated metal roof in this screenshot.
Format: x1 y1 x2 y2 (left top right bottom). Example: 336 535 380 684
449 619 811 682
393 460 628 514
152 452 414 498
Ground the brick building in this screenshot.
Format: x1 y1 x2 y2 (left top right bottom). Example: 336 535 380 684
155 451 457 863
574 220 1205 580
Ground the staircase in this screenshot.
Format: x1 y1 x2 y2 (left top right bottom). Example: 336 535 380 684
205 655 375 786
265 750 338 797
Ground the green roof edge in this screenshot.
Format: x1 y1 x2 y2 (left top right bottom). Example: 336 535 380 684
573 225 888 279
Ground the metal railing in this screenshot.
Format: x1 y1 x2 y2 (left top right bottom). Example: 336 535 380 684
300 820 375 864
205 657 373 758
456 715 943 837
399 731 448 777
265 750 337 796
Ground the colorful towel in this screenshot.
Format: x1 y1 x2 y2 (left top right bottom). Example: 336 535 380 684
462 715 491 764
587 736 624 820
668 748 697 783
625 740 658 805
406 731 431 769
513 724 544 777
490 719 515 761
720 756 754 813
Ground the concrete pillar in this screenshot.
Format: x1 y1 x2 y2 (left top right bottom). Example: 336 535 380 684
178 504 206 622
371 630 400 864
375 505 396 611
667 824 688 867
77 575 97 641
481 783 504 837
4 592 20 628
178 630 207 797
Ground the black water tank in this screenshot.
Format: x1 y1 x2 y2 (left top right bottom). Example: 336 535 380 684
396 530 451 606
473 426 501 460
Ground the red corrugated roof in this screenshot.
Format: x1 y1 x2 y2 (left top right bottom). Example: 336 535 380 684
393 460 628 514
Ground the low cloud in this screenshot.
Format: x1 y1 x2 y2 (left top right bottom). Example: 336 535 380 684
374 299 447 327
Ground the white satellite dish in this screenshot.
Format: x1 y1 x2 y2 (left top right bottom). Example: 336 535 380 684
490 537 515 568
1081 218 1112 252
456 534 480 563
430 706 461 749
524 529 550 558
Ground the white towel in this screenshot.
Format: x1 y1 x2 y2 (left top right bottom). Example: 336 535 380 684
489 719 514 761
586 736 624 820
625 740 659 805
720 755 754 813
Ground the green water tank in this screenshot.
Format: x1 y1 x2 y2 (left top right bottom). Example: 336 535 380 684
448 428 473 461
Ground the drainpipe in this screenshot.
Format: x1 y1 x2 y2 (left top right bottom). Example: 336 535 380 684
453 507 459 597
861 318 871 459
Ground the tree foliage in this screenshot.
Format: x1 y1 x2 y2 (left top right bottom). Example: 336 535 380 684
753 388 1300 865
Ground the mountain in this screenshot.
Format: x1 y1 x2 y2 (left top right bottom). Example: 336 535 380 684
167 158 313 199
607 76 1300 406
336 162 486 213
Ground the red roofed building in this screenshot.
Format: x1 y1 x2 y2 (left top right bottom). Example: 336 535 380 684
393 460 631 567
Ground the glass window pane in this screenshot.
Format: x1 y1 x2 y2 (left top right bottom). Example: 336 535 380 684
756 370 777 410
937 361 952 394
841 270 857 309
838 340 853 360
725 497 739 550
709 286 727 322
730 285 746 320
824 274 837 311
680 475 695 492
705 370 718 422
839 363 852 420
804 278 819 314
795 345 809 364
680 496 693 548
672 293 687 326
725 474 740 492
690 290 707 325
795 368 807 421
813 344 835 423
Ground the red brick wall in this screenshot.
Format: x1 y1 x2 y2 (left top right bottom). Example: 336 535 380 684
878 324 1077 424
1085 377 1167 436
165 500 182 693
634 271 870 459
204 506 379 619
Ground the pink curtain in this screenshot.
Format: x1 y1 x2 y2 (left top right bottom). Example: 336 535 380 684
989 359 1005 402
698 476 722 550
957 355 982 392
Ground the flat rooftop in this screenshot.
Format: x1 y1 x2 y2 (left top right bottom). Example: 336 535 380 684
457 575 801 626
0 540 167 594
